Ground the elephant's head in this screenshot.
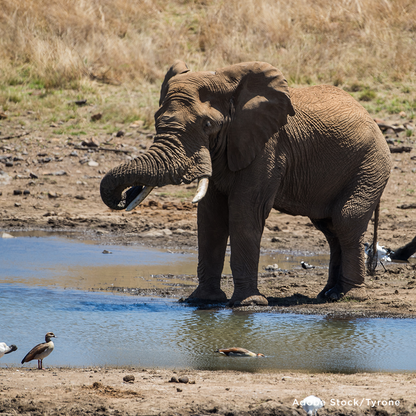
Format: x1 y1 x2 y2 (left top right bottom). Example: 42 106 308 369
100 61 294 210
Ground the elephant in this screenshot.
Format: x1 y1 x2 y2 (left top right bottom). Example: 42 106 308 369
391 236 416 261
100 61 392 306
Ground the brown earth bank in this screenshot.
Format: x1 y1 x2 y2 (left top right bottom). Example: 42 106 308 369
0 367 415 416
1 116 416 415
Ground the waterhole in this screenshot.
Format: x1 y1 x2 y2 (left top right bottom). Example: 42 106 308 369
1 232 414 372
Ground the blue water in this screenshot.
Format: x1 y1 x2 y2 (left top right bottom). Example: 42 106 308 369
1 234 415 372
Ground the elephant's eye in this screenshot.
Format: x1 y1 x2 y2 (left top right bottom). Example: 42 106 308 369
203 119 212 131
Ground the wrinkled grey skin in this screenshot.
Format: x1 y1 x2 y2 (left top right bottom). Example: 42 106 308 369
100 61 392 306
391 236 416 261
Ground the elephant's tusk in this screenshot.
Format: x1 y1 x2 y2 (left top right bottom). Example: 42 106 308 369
125 186 154 211
192 177 209 204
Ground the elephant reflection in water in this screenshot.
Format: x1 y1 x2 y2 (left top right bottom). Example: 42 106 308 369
100 61 391 305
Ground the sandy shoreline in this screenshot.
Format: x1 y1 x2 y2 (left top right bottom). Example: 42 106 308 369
1 366 415 415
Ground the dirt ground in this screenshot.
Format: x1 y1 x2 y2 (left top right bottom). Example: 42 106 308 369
1 114 416 415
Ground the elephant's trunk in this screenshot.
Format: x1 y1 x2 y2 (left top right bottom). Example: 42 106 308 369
100 134 212 210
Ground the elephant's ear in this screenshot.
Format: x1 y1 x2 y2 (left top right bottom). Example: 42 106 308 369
221 62 295 172
159 61 190 106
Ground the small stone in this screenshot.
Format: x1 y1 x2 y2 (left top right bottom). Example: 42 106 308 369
82 138 99 148
48 191 59 199
5 162 13 167
176 388 182 392
102 250 112 254
53 170 67 176
116 130 125 137
23 190 30 195
91 113 102 122
14 202 21 207
178 376 189 384
169 376 179 383
29 172 38 179
75 195 86 200
2 233 14 239
70 151 79 157
13 190 23 195
88 160 99 167
265 263 279 271
122 375 135 383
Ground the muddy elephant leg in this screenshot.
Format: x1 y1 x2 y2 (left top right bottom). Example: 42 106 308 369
311 219 343 300
187 186 229 303
323 217 368 301
227 202 269 307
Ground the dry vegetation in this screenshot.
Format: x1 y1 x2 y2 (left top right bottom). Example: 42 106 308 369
0 0 415 128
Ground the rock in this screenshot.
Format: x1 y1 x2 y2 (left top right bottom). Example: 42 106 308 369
2 233 14 239
82 138 99 147
0 171 11 185
102 250 112 254
178 376 189 384
13 190 23 195
170 376 179 383
29 172 38 179
23 190 30 195
398 203 416 209
88 160 99 167
70 151 79 157
75 195 86 200
176 388 183 392
14 202 21 207
122 375 135 383
139 229 172 238
53 171 67 176
48 191 59 199
91 113 102 122
265 263 279 271
116 130 125 137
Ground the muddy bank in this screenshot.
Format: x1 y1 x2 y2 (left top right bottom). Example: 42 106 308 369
1 367 415 416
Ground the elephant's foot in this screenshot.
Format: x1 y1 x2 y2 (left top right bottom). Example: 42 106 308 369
185 286 227 304
318 284 368 301
229 294 268 307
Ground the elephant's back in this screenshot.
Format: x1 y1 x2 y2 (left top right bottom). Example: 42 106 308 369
287 85 389 158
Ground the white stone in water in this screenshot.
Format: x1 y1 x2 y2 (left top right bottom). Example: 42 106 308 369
1 232 14 239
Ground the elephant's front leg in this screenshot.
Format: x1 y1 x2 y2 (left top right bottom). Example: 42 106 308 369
227 202 269 307
187 186 229 303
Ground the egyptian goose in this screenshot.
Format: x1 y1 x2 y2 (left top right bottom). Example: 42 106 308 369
215 347 265 357
21 332 56 369
0 342 17 358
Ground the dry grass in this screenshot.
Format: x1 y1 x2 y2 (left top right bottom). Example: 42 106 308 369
0 0 415 124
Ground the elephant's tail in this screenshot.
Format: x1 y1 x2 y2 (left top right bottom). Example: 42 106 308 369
366 202 380 276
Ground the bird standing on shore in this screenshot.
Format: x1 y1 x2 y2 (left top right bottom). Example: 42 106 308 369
0 342 17 358
21 332 56 369
364 242 392 271
301 261 315 269
215 347 265 357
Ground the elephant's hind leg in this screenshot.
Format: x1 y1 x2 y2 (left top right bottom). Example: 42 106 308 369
323 215 369 301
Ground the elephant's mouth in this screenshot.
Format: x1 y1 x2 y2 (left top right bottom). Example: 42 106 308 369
124 177 209 211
